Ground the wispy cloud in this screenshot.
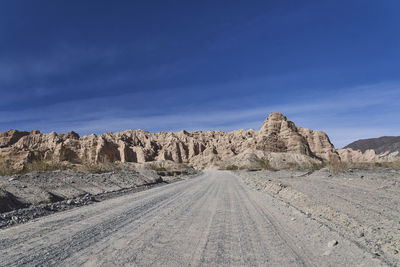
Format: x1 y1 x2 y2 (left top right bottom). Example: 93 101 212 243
1 80 399 149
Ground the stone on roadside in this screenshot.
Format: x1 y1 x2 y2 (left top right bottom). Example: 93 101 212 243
327 240 338 248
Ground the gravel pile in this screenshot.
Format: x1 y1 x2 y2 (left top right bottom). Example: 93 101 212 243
0 193 96 228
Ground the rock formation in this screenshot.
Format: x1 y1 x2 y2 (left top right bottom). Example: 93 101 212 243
340 136 400 163
0 112 340 170
337 148 400 163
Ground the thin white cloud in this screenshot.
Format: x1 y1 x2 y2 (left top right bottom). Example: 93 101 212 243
1 80 399 149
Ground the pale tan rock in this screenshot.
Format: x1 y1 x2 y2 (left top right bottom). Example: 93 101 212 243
0 112 341 169
259 112 340 162
336 148 400 163
0 130 29 147
297 127 340 162
259 112 310 155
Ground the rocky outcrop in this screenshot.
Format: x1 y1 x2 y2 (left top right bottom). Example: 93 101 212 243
297 127 340 162
0 113 340 169
259 113 312 155
259 113 340 162
0 130 30 148
337 148 400 163
340 136 400 163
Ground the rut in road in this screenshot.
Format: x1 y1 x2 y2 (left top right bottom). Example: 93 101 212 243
0 171 384 266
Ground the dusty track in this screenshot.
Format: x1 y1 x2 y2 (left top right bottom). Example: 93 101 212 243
0 171 384 266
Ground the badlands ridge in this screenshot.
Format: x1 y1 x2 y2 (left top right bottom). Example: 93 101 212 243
0 112 397 170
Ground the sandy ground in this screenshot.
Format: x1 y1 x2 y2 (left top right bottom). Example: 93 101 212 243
238 168 400 266
0 168 164 210
0 170 386 266
0 168 196 228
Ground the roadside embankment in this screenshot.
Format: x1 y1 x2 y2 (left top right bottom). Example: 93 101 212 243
0 167 199 229
236 168 400 266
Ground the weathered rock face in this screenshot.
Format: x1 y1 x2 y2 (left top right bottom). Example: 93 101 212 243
337 148 400 163
259 113 340 162
297 127 340 162
0 130 30 148
0 113 340 169
259 113 311 155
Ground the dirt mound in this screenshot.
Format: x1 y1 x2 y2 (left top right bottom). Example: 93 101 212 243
0 189 26 213
0 167 164 207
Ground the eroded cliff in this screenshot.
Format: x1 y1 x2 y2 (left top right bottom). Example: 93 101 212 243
0 112 340 170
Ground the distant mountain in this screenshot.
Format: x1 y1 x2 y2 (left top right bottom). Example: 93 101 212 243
344 136 400 154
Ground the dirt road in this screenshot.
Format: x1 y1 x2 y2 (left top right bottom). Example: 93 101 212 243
0 171 384 266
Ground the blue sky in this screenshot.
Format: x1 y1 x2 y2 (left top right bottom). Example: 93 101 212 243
1 1 399 148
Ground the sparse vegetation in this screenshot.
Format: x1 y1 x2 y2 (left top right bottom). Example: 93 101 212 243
220 158 400 174
225 165 239 171
0 156 70 176
90 147 97 161
377 160 400 170
147 164 168 172
322 160 400 174
325 160 348 174
146 162 194 177
286 162 300 171
22 159 69 173
0 156 17 176
147 162 194 172
0 156 125 176
258 157 277 171
346 161 400 171
76 162 124 174
293 161 326 173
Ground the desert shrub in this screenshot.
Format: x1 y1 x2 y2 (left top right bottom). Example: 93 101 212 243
0 157 17 176
22 159 69 173
381 160 400 170
147 163 168 172
78 162 123 173
286 162 300 171
225 165 239 171
258 157 277 171
313 160 400 174
154 166 168 172
179 163 191 170
302 161 326 173
90 147 97 161
325 160 348 174
0 154 131 176
0 155 72 176
147 162 194 172
345 161 400 171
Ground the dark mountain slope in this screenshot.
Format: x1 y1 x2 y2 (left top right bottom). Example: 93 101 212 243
344 136 400 154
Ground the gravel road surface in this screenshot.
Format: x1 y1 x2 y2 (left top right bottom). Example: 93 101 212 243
0 171 384 266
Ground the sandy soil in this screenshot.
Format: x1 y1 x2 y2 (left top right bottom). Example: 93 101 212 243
238 168 400 266
0 170 385 266
0 168 163 210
